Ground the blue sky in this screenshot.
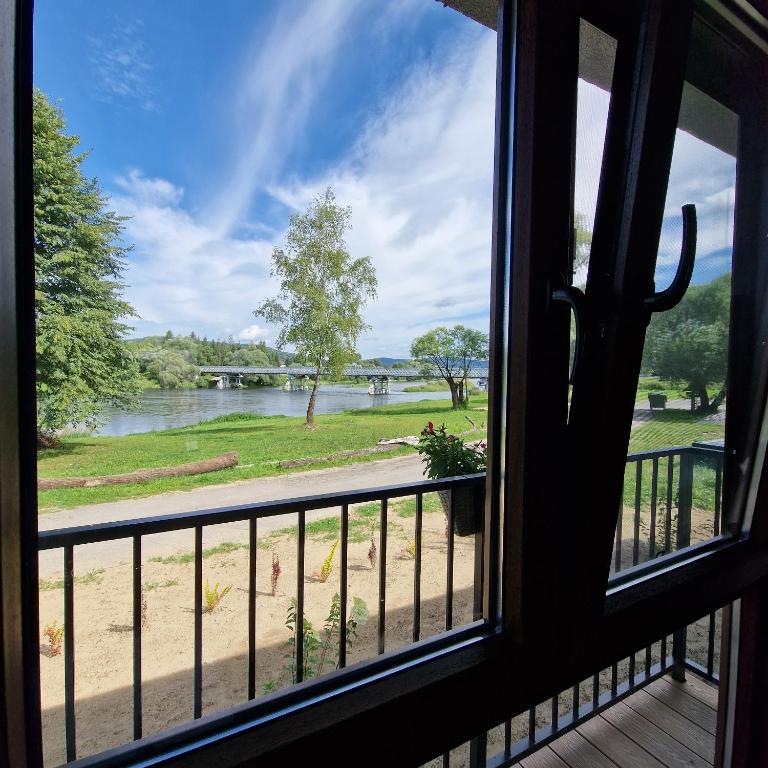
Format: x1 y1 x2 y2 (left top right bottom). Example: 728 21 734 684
34 2 736 357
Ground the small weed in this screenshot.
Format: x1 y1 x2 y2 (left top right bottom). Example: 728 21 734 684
262 680 278 695
39 568 105 592
306 517 341 541
317 540 339 583
265 593 368 691
144 579 179 592
43 621 64 656
368 532 377 570
203 580 232 614
77 568 106 585
150 541 247 565
271 552 281 596
404 540 416 559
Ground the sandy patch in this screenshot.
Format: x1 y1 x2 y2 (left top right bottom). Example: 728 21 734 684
38 501 719 767
39 503 480 765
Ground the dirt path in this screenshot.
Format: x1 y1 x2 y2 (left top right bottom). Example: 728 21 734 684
38 454 426 575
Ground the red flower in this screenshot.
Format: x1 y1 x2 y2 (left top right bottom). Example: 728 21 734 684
426 421 434 433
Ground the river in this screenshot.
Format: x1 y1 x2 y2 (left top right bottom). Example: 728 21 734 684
95 383 452 436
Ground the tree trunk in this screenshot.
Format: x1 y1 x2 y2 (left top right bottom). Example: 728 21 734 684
448 379 459 409
710 384 727 412
457 380 465 407
306 370 321 425
696 383 726 415
37 429 61 450
693 382 711 413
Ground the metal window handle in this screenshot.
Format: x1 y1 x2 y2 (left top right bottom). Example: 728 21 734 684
552 285 586 385
644 203 697 313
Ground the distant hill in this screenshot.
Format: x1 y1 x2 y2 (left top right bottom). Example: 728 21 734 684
375 357 489 369
375 357 412 367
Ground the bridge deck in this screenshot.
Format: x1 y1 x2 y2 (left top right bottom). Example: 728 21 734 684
198 365 489 379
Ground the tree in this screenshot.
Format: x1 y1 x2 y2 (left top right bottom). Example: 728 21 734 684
644 273 730 413
34 89 140 442
143 349 198 389
410 325 488 409
573 211 593 277
255 188 377 425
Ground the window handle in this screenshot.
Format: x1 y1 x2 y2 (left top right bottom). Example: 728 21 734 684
644 204 697 313
552 285 586 385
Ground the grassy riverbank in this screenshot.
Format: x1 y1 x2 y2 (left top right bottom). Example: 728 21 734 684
37 396 489 511
37 395 723 513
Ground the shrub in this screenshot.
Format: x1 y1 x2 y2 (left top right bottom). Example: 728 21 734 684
264 593 369 691
318 540 339 583
271 552 281 596
43 621 64 656
417 422 486 479
203 580 232 614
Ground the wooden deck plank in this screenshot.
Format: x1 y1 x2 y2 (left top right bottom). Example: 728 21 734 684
549 730 620 768
578 715 666 768
519 746 572 768
624 690 715 761
645 679 717 735
601 700 712 768
665 675 718 711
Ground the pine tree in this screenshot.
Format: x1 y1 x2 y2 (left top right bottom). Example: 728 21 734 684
34 89 140 442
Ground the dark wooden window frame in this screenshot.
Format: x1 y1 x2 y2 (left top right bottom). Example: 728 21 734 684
2 1 768 767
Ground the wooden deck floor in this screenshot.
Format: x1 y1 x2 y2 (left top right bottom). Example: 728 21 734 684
514 675 719 768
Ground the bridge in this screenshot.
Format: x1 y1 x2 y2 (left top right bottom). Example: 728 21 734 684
198 365 489 393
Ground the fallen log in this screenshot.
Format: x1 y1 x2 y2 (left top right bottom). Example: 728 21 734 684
38 451 240 491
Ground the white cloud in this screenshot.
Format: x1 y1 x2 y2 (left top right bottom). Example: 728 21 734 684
268 26 498 357
206 0 360 236
238 324 269 342
110 170 275 337
655 128 736 286
88 18 157 111
111 9 499 357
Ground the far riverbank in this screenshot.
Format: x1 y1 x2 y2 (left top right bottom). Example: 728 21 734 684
94 382 451 436
38 396 489 512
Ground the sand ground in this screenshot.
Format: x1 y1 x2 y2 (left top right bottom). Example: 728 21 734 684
40 502 481 766
38 500 719 767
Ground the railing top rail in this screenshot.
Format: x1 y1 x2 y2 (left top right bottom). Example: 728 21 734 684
624 444 724 462
38 442 724 551
38 473 485 550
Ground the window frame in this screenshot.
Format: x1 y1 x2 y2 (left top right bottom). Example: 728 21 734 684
2 1 768 767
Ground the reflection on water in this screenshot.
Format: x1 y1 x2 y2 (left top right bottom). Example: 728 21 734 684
96 383 450 436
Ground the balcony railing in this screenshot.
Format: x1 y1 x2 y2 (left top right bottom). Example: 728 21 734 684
38 444 724 766
39 473 486 763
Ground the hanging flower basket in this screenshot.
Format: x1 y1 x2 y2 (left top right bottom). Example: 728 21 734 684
438 484 485 537
416 422 487 537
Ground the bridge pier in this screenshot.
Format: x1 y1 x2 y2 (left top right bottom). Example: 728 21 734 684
283 374 310 392
368 376 390 395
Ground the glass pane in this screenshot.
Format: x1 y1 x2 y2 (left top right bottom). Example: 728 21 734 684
570 22 616 393
575 20 617 283
33 2 496 763
613 84 738 573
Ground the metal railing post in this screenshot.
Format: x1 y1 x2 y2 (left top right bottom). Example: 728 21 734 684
473 524 484 622
672 450 694 681
469 731 487 768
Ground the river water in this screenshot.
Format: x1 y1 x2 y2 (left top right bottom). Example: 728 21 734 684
95 383 451 436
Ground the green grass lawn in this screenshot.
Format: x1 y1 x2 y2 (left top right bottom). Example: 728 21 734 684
38 393 724 516
37 396 488 512
625 410 725 522
628 410 724 453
